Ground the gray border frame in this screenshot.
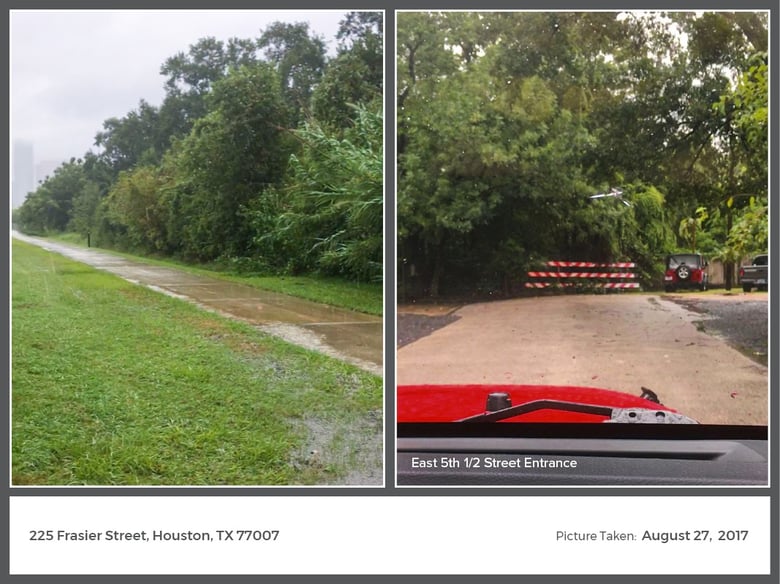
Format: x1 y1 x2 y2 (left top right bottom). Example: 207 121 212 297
4 0 777 581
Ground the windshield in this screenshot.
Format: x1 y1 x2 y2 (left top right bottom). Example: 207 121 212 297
396 11 768 432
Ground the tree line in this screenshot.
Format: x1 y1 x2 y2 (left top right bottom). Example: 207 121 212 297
16 13 383 283
398 12 767 298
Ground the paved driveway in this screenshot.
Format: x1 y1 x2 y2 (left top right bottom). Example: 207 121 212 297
397 294 767 425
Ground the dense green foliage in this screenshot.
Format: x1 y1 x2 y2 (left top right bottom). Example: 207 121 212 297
268 106 383 280
398 12 767 298
16 13 383 284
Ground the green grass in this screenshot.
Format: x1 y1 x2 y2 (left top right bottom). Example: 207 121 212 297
47 233 383 315
12 241 383 486
51 232 87 245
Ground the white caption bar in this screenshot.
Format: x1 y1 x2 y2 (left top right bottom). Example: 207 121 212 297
10 496 770 575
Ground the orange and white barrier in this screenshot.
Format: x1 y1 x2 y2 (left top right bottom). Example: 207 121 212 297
527 272 637 279
546 261 636 268
525 260 641 290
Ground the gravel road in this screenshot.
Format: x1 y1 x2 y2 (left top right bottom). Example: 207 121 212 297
663 293 768 366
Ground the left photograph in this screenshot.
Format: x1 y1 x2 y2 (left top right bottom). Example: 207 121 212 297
10 10 384 486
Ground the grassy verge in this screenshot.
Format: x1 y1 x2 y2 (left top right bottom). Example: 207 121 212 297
47 232 383 315
12 241 382 486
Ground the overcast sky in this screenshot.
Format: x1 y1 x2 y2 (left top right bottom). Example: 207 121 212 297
10 10 348 169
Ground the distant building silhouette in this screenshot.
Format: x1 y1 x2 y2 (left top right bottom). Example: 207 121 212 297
12 140 34 209
35 160 61 187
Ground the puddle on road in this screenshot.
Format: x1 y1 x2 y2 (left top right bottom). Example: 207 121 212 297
147 279 383 373
14 233 383 374
260 323 382 376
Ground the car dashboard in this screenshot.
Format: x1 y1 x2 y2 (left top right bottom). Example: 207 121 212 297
397 424 768 486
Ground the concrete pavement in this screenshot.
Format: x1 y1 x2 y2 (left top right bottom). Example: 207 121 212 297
397 294 767 425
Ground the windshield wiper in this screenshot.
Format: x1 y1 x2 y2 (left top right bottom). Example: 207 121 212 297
458 394 698 424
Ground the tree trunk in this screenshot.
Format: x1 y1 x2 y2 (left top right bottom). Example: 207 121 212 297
725 132 737 291
725 208 733 291
430 260 441 298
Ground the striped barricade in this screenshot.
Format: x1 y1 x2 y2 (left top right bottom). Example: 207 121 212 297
525 261 640 290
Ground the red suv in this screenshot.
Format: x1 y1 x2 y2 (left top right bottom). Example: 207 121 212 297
664 253 709 292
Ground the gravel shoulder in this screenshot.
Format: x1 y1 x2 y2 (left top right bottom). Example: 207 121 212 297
398 306 462 348
661 292 768 366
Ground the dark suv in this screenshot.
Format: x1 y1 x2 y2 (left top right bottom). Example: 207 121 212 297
664 253 708 292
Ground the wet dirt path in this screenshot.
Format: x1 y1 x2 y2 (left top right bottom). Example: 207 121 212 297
13 233 382 375
397 294 767 425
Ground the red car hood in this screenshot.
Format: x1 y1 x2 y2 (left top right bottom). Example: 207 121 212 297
397 384 677 423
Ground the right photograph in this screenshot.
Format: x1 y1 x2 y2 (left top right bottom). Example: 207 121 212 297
395 11 769 486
